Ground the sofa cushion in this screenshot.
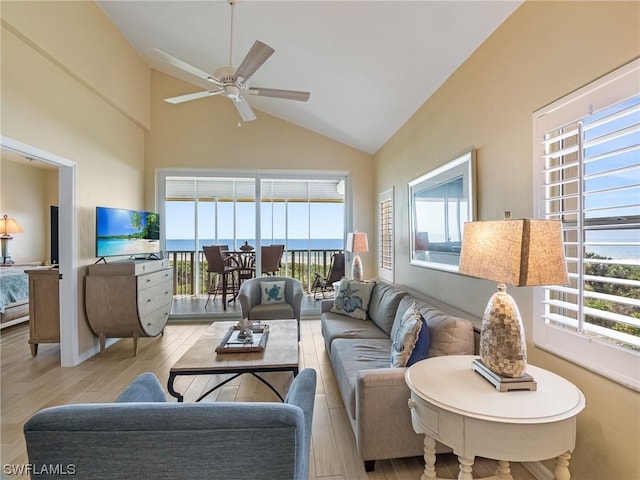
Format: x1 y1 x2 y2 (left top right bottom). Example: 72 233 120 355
331 279 374 320
367 282 408 335
249 303 295 320
260 280 286 304
393 296 474 357
321 312 389 353
390 302 424 367
330 338 392 420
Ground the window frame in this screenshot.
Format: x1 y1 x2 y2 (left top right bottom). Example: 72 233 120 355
532 58 640 391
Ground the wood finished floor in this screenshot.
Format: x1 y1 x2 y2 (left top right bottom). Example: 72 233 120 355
1 316 538 480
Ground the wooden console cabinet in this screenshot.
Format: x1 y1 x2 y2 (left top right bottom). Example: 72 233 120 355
85 259 173 356
26 268 60 356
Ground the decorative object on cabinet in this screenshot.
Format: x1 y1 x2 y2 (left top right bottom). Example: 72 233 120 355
346 232 368 281
458 212 568 388
85 259 173 356
0 214 24 265
408 149 476 272
26 268 60 356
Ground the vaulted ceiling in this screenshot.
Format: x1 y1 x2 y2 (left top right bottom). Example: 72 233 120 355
98 1 522 154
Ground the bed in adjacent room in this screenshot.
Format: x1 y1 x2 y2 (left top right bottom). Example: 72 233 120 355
0 266 31 328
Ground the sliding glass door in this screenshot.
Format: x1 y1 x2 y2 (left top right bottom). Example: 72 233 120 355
162 172 347 294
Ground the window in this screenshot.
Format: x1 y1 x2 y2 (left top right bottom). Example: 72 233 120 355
533 59 640 391
378 188 394 281
161 172 348 292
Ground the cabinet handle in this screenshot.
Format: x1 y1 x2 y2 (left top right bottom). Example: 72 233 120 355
146 279 151 283
408 398 416 409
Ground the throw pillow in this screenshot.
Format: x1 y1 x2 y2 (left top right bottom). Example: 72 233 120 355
390 302 430 367
330 279 374 320
407 309 430 367
261 280 286 304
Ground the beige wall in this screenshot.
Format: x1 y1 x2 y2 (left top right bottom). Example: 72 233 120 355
0 158 57 264
1 1 150 357
373 2 639 479
145 70 374 271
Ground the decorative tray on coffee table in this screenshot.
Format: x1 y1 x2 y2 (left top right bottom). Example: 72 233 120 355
215 324 269 353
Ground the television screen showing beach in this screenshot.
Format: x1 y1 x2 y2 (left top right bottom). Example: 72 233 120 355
96 207 160 258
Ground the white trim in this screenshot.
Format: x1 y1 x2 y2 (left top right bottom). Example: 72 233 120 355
1 136 80 367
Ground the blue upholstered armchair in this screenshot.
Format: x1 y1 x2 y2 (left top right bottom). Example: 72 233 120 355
24 369 316 480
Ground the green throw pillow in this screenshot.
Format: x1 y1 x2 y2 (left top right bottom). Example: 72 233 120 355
390 301 424 367
330 279 374 320
261 280 286 304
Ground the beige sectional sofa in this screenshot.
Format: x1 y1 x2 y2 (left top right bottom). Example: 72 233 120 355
321 281 478 471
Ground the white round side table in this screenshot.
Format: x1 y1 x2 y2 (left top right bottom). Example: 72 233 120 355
405 355 585 480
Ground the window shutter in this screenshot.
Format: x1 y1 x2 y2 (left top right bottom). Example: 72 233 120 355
378 188 394 281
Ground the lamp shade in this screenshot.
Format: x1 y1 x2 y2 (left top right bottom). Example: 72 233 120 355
0 215 23 236
458 218 568 287
346 232 368 254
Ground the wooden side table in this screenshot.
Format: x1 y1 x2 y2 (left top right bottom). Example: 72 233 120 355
405 355 585 480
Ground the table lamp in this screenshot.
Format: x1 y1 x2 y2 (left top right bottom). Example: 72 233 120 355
458 213 568 386
0 215 24 265
346 232 368 281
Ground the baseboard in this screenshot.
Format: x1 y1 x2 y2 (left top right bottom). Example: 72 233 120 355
523 461 554 480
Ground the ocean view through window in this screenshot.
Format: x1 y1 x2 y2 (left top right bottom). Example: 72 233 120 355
162 173 348 294
533 59 640 390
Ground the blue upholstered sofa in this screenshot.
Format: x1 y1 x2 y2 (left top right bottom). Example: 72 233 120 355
24 369 316 480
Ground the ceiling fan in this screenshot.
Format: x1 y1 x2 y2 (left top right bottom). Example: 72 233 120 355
149 1 310 122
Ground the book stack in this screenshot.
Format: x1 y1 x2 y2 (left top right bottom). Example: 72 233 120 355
471 358 537 392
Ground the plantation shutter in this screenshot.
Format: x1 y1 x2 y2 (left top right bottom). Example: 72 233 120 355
540 95 640 351
378 188 394 281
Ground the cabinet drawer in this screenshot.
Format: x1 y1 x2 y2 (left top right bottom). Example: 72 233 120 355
137 268 172 290
137 280 173 316
140 304 170 337
409 393 440 437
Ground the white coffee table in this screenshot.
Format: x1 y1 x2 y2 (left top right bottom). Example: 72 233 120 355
405 355 585 480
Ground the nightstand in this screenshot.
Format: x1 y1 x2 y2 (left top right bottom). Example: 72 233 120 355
405 355 585 480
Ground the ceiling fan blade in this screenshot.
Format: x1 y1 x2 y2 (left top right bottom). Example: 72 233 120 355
247 88 310 102
233 41 275 85
164 90 224 104
148 49 223 87
232 95 257 122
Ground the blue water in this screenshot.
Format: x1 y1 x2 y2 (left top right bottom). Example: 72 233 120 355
166 238 344 252
97 238 161 257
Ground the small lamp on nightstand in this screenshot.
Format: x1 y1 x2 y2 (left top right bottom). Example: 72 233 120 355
0 214 24 265
346 232 368 281
458 213 568 390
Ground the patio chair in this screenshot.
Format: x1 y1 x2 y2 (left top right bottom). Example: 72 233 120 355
203 245 237 310
311 253 345 300
262 244 285 275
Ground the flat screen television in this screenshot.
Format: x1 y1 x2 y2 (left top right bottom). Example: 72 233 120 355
96 206 160 259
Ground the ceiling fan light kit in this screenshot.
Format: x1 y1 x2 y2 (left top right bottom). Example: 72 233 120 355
152 1 309 123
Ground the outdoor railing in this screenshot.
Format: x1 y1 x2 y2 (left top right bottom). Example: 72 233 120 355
167 249 344 296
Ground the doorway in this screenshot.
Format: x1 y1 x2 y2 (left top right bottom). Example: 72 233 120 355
0 136 79 366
